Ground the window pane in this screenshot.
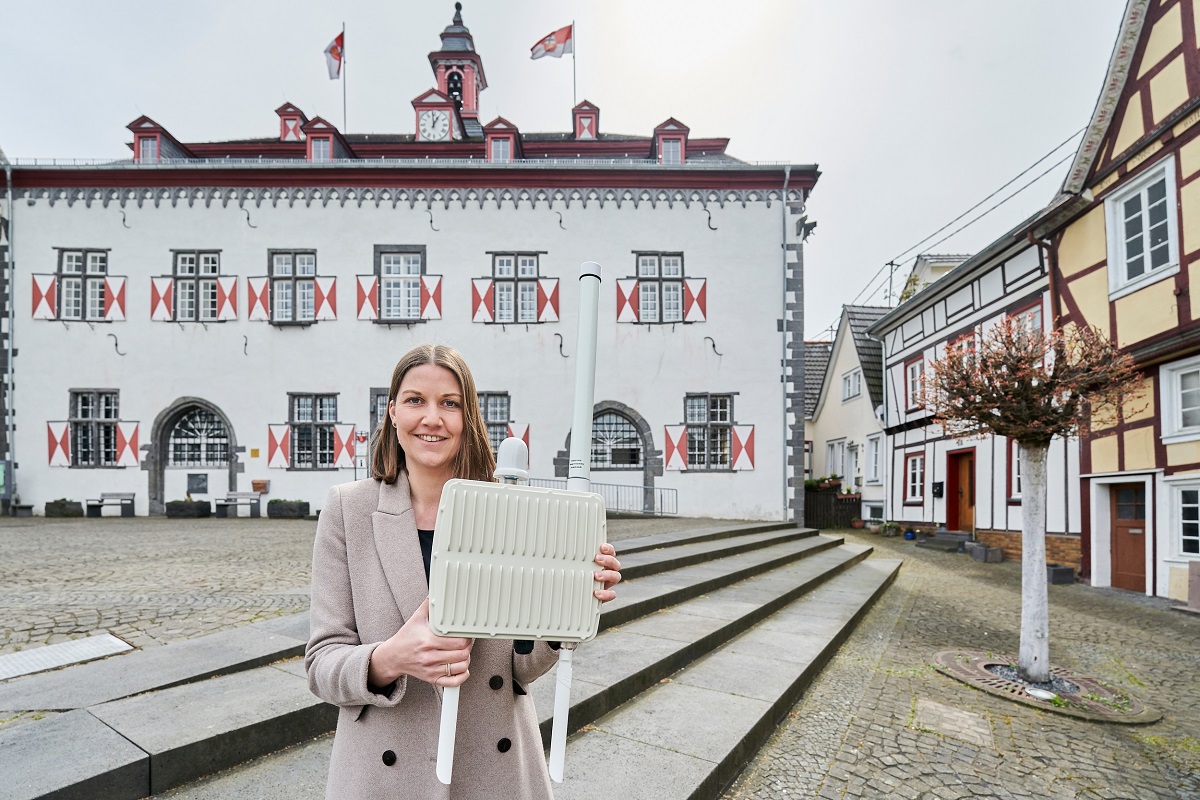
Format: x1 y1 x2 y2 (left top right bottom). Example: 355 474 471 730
518 282 537 322
494 256 514 277
685 396 707 424
199 279 217 320
591 412 642 469
298 279 315 321
86 279 105 320
200 254 219 275
687 426 707 468
708 426 730 467
100 393 119 419
518 256 538 277
63 252 83 273
402 278 421 319
661 256 682 277
381 277 402 317
87 252 107 274
176 253 196 275
640 282 659 322
177 280 196 320
273 254 293 276
381 255 402 275
296 254 316 276
638 256 658 277
274 280 293 321
62 278 82 320
293 395 314 422
495 282 514 323
709 395 730 423
318 396 337 422
662 282 682 322
402 254 421 274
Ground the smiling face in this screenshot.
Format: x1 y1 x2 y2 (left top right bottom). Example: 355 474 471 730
389 363 466 480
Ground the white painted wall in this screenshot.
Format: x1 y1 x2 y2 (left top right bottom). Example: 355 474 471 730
13 191 797 520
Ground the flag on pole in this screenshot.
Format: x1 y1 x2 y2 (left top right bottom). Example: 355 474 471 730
531 24 573 59
325 32 345 79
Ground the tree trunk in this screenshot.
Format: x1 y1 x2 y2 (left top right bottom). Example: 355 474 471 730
1018 442 1051 684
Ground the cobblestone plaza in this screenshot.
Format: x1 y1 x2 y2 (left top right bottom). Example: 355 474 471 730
2 517 1197 799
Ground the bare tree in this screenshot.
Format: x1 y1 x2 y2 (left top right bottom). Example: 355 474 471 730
922 317 1142 683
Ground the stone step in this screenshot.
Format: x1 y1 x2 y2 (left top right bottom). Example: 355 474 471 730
915 537 964 553
552 558 902 800
615 521 800 555
599 534 845 629
618 526 816 580
532 543 874 740
0 615 310 713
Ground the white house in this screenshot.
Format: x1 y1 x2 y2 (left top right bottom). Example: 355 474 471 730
809 305 888 521
868 231 1083 566
1 7 819 520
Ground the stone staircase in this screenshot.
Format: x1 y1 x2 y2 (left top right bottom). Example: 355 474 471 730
0 521 900 800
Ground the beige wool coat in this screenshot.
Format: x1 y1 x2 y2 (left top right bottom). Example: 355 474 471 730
306 475 560 800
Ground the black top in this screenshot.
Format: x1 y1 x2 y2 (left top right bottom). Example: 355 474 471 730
418 529 434 582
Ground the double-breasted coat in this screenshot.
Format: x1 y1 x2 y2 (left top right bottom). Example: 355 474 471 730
305 475 560 799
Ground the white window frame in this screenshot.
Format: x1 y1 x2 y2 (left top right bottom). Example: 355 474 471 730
491 138 511 164
139 137 159 163
1175 483 1200 559
825 439 845 478
905 359 924 409
1162 353 1200 444
1105 154 1179 301
865 434 882 484
842 369 862 401
905 453 925 503
1010 439 1023 500
379 251 423 322
661 138 682 165
311 137 332 163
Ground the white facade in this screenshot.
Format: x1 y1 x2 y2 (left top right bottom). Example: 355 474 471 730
871 238 1081 535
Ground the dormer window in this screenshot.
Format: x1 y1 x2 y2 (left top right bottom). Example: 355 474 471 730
491 139 511 164
139 137 159 164
661 139 682 165
311 137 332 162
573 101 600 140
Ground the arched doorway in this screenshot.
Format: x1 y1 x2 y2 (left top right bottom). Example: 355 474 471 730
555 400 662 513
145 397 243 515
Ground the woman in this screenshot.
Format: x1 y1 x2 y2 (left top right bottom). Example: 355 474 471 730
306 344 622 799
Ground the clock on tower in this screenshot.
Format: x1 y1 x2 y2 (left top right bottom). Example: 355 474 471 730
419 109 450 141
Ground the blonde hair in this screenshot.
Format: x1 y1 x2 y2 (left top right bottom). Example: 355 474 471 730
371 344 496 484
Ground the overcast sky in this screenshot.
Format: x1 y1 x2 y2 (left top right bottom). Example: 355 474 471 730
0 0 1129 340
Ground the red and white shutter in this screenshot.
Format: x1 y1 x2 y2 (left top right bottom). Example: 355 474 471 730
506 423 530 450
684 278 707 322
333 424 356 468
267 425 291 468
48 421 71 466
150 277 174 321
103 277 127 321
472 279 495 323
732 425 755 470
421 275 442 320
216 276 238 320
116 422 140 467
33 274 57 319
315 276 337 320
248 277 270 321
664 425 688 470
357 276 379 320
537 278 560 322
617 279 639 323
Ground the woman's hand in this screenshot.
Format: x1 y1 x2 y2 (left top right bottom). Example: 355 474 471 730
369 597 474 688
593 542 622 603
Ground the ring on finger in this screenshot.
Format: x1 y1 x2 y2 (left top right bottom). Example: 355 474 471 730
445 662 452 677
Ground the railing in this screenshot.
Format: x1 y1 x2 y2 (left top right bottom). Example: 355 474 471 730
10 156 800 170
529 478 678 516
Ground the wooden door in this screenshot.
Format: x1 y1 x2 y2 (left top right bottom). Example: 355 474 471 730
956 454 975 531
1110 483 1146 593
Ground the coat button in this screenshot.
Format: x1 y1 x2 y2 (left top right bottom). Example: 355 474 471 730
489 675 504 690
382 750 397 766
497 737 512 753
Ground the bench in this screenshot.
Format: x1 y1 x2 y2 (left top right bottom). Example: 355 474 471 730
214 492 262 518
86 492 135 517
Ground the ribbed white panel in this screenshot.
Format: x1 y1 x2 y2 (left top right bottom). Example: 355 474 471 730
428 479 606 642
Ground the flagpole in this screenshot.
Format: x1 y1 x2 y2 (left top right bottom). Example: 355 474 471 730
572 19 577 108
342 22 347 133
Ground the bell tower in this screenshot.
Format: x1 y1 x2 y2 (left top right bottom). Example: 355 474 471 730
428 3 487 138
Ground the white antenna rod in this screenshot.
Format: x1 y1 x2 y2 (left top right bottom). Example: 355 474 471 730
549 260 602 783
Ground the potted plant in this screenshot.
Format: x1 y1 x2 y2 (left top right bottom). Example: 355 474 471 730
804 478 820 491
267 499 311 519
818 474 842 491
879 521 901 537
850 517 865 529
166 497 211 518
45 498 84 517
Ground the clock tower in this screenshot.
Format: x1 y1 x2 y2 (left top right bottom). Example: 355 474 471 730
420 2 487 139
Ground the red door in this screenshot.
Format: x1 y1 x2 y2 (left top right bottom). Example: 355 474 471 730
1110 483 1146 593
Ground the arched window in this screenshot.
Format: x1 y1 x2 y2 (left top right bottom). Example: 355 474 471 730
591 411 642 470
168 408 230 467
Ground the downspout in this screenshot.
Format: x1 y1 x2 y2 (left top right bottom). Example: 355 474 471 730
1026 231 1061 326
780 166 792 523
866 329 887 521
3 158 14 512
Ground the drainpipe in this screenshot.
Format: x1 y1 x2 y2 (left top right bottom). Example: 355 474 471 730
780 166 792 523
3 157 15 512
1026 231 1061 326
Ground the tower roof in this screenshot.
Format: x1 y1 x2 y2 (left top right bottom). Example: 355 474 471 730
437 3 475 52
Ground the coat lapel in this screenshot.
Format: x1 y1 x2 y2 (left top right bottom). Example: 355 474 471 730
371 473 429 625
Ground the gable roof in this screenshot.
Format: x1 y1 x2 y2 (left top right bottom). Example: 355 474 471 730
803 340 833 418
844 305 889 409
